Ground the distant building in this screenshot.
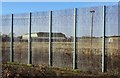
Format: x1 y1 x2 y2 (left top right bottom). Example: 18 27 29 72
21 32 67 42
107 36 120 44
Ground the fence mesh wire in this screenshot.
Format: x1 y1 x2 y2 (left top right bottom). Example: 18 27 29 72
2 15 11 62
118 2 120 73
76 6 103 72
52 9 74 68
0 15 2 76
1 4 120 73
105 5 119 73
13 13 29 64
0 15 2 64
31 11 49 66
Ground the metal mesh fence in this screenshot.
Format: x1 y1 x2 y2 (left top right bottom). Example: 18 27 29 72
13 13 29 64
105 5 119 73
31 11 49 66
0 14 2 77
76 6 103 72
2 15 11 63
52 9 74 68
1 4 120 73
118 2 120 73
0 3 1 76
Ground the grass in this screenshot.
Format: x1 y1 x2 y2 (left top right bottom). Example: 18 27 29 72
2 42 119 53
2 62 120 77
2 62 81 77
2 41 120 74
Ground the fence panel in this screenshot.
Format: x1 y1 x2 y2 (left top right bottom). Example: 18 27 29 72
1 4 120 73
76 6 103 71
13 13 29 64
31 12 49 66
2 15 11 63
0 16 1 63
52 9 74 68
105 5 119 73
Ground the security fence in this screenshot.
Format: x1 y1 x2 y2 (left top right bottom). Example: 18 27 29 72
1 4 120 73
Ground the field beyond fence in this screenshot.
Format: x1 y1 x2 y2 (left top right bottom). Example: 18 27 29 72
1 3 120 74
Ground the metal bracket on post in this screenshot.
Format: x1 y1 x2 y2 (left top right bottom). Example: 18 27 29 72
10 14 14 62
102 5 106 73
73 8 77 69
49 11 52 67
28 12 32 64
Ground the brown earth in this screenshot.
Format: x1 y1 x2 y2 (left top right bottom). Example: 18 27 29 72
2 62 120 78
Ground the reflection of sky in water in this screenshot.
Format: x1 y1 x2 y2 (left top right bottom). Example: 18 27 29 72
2 4 119 37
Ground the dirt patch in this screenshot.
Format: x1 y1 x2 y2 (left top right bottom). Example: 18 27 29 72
2 62 120 78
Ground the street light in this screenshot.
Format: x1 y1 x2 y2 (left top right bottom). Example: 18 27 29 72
90 10 95 52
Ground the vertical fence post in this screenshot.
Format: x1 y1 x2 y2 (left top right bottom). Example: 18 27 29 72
73 8 77 69
102 5 106 73
49 11 52 66
10 14 14 62
90 10 95 52
28 12 32 64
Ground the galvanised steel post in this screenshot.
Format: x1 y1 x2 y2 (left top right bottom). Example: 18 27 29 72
73 8 77 69
102 5 106 73
49 11 52 66
10 14 14 62
90 10 95 53
28 12 32 64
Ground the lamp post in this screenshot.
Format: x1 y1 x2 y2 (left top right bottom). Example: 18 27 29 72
90 10 95 52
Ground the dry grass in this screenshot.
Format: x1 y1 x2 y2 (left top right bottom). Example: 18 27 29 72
2 62 120 77
2 41 120 73
2 42 119 55
2 41 119 59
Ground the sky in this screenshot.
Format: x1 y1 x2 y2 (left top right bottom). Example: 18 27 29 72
1 2 119 37
2 2 117 15
1 0 120 2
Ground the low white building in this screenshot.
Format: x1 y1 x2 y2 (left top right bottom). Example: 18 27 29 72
22 33 37 39
22 32 67 40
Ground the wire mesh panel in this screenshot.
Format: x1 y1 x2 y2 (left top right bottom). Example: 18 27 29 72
52 9 74 68
0 16 2 62
31 12 49 66
0 16 2 64
0 15 2 76
2 15 11 63
118 2 120 74
1 4 120 73
13 13 29 64
105 5 119 73
76 6 103 71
